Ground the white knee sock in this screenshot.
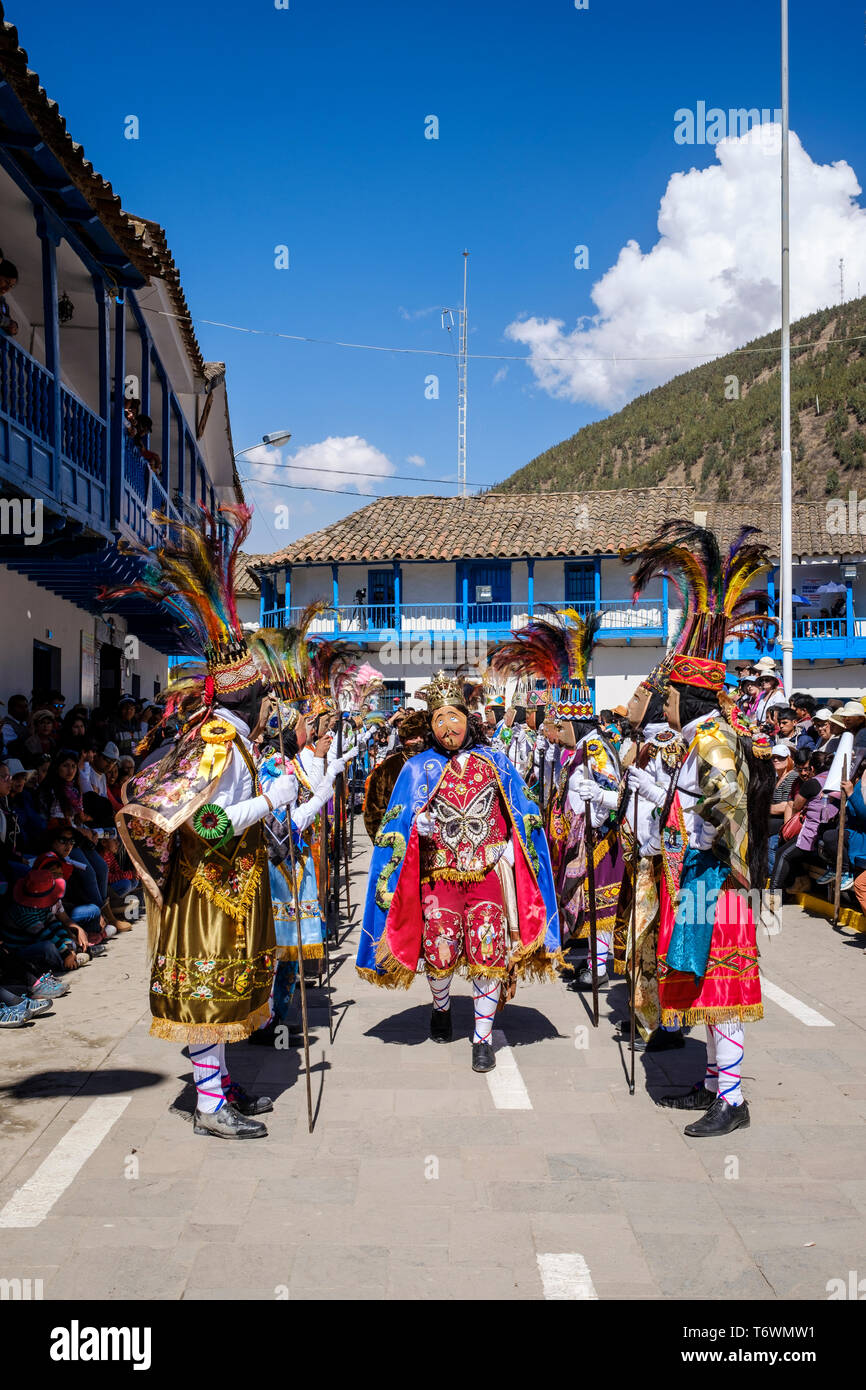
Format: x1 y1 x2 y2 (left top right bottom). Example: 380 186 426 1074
703 1027 719 1094
427 970 452 1012
189 1042 225 1114
591 931 612 975
472 977 500 1044
709 1022 745 1107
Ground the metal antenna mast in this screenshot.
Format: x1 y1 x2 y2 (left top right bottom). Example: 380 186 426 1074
458 250 469 497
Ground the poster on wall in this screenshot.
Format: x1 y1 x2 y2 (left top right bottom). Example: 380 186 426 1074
80 631 97 708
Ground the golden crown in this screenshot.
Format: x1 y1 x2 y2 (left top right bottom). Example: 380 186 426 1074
418 671 467 713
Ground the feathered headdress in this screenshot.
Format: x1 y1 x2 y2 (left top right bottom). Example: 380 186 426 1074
333 661 385 716
490 608 602 716
99 502 260 702
249 601 332 703
626 520 776 692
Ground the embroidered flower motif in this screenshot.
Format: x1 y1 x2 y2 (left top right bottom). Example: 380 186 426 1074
151 981 164 994
189 984 213 1000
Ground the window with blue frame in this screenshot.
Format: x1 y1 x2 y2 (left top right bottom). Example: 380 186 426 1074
564 561 595 608
459 561 511 625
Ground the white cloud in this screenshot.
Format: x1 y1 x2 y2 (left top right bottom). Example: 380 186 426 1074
398 305 439 321
406 453 426 467
492 366 508 385
244 435 396 496
505 128 866 409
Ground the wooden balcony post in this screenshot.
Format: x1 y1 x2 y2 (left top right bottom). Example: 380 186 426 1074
460 563 468 633
527 557 534 615
92 276 110 498
392 560 401 632
331 563 339 627
35 208 61 491
110 294 126 528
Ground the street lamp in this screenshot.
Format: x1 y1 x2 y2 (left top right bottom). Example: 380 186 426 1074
234 431 292 459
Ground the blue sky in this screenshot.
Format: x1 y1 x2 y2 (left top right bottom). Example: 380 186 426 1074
20 0 866 551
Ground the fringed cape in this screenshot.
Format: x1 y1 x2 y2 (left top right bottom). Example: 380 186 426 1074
356 747 560 987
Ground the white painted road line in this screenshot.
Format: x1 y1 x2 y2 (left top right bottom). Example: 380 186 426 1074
761 978 834 1028
537 1253 598 1300
486 1029 533 1109
0 1096 131 1228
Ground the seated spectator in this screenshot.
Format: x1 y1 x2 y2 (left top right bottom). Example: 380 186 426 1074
10 708 57 768
33 848 109 945
767 744 797 876
1 866 90 974
1 694 30 754
81 741 119 798
58 709 89 746
812 708 837 751
770 750 837 895
104 758 123 814
135 415 163 476
840 701 866 753
790 694 818 747
111 697 139 758
0 253 19 337
776 707 817 753
9 762 45 856
118 753 135 784
841 766 866 917
77 735 100 793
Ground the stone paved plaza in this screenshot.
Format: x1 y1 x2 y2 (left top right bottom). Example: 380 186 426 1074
1 826 865 1302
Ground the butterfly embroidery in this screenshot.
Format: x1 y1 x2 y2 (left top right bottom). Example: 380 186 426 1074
432 783 497 856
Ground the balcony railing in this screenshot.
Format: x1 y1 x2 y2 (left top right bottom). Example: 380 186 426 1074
263 596 667 640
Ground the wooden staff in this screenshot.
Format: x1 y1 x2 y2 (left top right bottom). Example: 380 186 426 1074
628 786 639 1096
271 696 314 1133
833 755 849 927
581 742 600 1028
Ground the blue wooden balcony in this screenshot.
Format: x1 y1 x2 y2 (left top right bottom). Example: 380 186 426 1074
725 614 865 664
261 595 668 643
0 333 109 535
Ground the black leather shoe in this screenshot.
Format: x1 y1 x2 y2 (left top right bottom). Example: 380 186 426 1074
646 1028 685 1052
658 1084 716 1110
684 1095 750 1137
224 1082 273 1115
471 1041 496 1073
567 966 607 992
193 1103 268 1138
430 1006 452 1043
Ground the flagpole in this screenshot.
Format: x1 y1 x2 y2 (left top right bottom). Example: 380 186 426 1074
779 0 794 695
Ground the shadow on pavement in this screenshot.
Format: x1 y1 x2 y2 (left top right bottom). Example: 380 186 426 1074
0 1067 164 1101
364 997 565 1047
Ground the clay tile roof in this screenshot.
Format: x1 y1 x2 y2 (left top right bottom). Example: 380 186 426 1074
235 552 266 597
0 10 205 381
255 486 863 569
258 486 698 566
0 11 159 281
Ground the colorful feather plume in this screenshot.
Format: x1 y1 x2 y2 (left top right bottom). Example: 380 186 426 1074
333 661 385 714
490 608 602 694
625 520 776 661
99 502 252 660
308 638 360 704
250 601 332 700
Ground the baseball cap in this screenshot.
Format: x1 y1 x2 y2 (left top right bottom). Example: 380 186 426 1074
100 741 120 761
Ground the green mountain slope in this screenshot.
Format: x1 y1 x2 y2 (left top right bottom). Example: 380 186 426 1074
494 298 866 501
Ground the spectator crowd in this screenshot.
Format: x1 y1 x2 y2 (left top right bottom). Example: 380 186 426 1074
0 689 161 1029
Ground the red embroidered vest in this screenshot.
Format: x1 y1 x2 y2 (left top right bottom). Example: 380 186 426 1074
421 752 508 883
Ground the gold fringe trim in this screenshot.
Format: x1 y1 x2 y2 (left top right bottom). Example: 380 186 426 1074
421 867 488 885
660 1003 764 1027
273 943 325 962
466 962 510 983
149 1000 273 1045
371 936 417 989
186 847 268 922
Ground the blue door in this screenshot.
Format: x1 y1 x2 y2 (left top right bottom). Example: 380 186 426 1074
367 568 396 628
461 561 511 626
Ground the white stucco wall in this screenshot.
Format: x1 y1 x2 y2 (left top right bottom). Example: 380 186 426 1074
0 566 167 708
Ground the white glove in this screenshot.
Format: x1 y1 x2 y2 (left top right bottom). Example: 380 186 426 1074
627 765 666 807
326 755 349 777
535 734 547 752
416 811 435 836
501 839 515 867
696 817 717 851
572 776 602 805
266 771 298 809
545 744 557 763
